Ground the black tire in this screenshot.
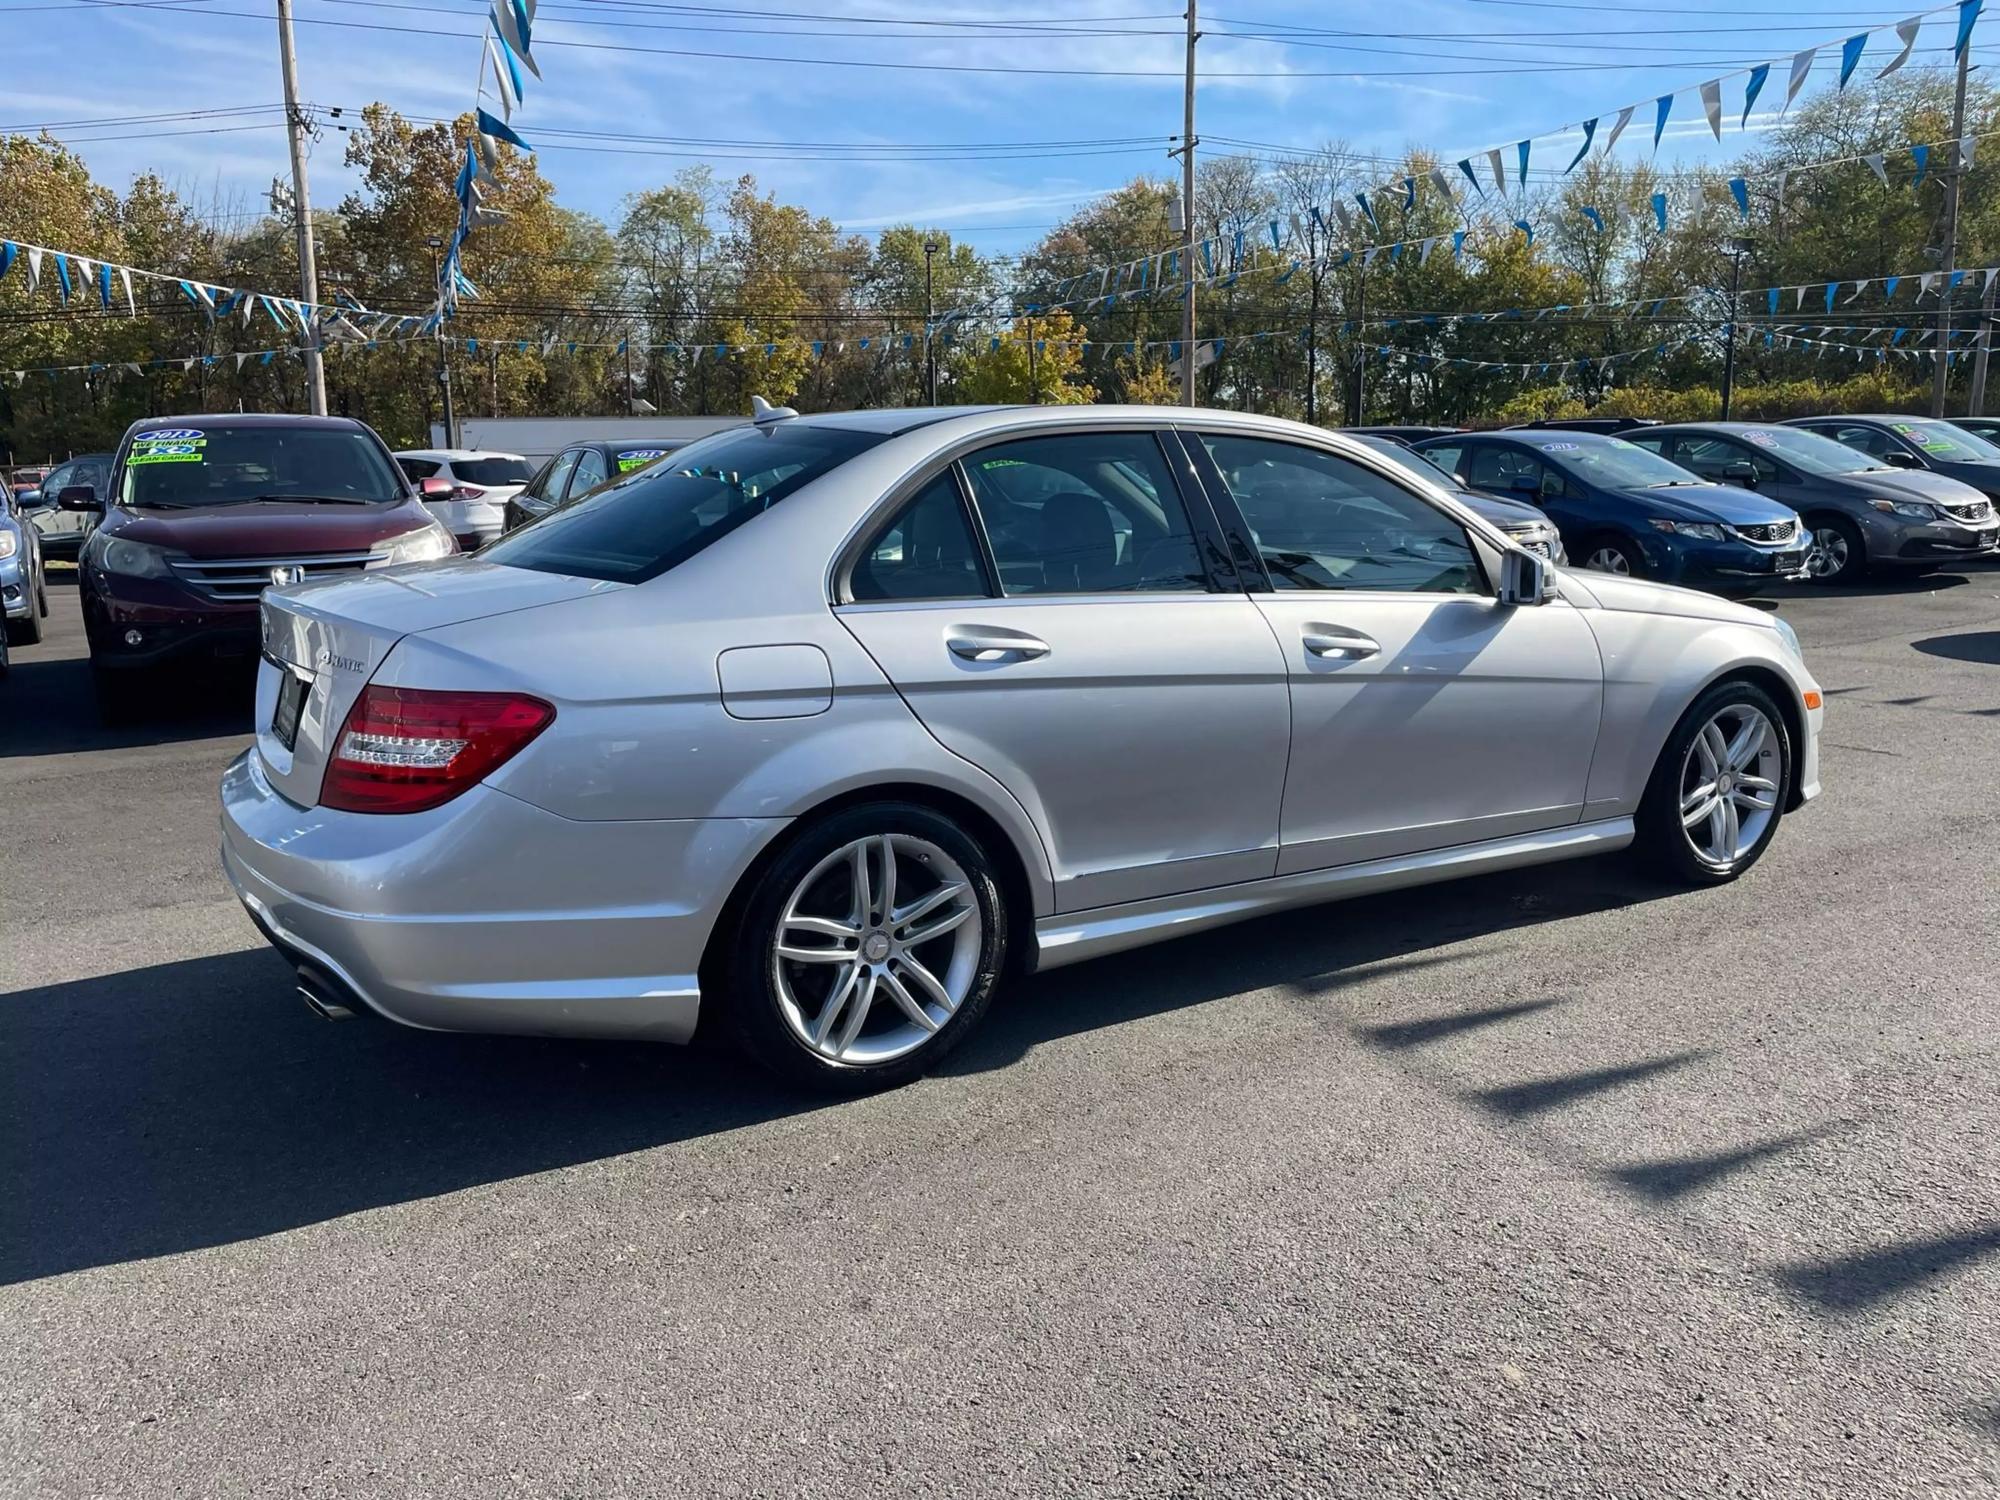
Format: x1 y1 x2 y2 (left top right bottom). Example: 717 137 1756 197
1580 533 1646 579
92 664 146 725
1803 513 1866 585
719 801 1010 1091
4 594 42 646
1635 678 1793 885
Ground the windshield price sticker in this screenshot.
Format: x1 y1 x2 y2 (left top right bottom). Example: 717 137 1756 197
130 432 207 465
616 449 668 472
1891 421 1954 453
1744 430 1778 446
1539 441 1580 452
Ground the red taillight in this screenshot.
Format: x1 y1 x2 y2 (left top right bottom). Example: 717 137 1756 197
449 484 487 501
320 685 554 814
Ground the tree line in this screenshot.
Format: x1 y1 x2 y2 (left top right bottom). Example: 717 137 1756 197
2 68 1996 459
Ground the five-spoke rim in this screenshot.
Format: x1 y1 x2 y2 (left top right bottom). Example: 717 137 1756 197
1586 545 1631 575
1679 704 1781 868
1805 526 1849 580
771 833 982 1065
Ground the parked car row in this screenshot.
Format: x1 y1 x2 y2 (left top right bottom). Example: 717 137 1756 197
1354 416 2000 591
0 481 50 677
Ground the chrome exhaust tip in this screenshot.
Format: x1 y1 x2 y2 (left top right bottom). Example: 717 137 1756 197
296 966 356 1022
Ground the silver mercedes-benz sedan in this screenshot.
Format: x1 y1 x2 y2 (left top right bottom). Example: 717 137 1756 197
221 404 1824 1089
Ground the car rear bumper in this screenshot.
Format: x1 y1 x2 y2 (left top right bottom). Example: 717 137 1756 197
219 749 781 1043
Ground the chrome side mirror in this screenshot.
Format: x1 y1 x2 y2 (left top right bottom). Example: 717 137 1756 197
1498 548 1549 606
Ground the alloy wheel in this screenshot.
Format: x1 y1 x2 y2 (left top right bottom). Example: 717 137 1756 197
770 833 983 1065
1585 545 1631 575
1678 704 1781 869
1805 526 1849 580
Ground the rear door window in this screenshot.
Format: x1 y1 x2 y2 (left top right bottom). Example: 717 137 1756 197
849 473 992 602
958 432 1207 595
567 448 610 497
398 457 442 480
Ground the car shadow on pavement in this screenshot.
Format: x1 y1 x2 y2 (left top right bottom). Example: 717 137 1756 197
0 948 811 1286
0 651 252 758
1784 570 1973 601
947 853 1681 1077
1911 630 2000 666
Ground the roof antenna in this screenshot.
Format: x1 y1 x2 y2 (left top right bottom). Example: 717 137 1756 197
750 394 798 426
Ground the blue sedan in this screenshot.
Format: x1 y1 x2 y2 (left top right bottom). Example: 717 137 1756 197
1414 430 1811 596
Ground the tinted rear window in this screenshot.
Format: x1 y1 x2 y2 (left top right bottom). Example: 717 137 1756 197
482 423 884 584
452 456 537 485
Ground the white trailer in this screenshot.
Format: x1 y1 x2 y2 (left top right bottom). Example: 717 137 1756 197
430 415 744 462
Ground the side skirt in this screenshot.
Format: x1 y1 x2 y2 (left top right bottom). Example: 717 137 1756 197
1031 817 1635 972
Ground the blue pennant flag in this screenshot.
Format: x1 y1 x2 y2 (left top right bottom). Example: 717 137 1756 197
1452 229 1467 259
1729 177 1750 217
1579 205 1605 233
1912 144 1930 186
1838 33 1868 87
1743 63 1770 126
1269 220 1284 250
1651 192 1668 232
1951 269 1968 290
1654 94 1673 150
1767 288 1780 315
812 340 824 357
1200 240 1216 275
1388 243 1403 263
1354 193 1378 230
0 243 14 281
477 108 532 153
1516 139 1531 190
1565 117 1597 173
97 261 112 309
1457 158 1483 197
467 338 478 353
1824 283 1838 312
1512 219 1534 246
1885 275 1901 299
53 253 71 303
1402 177 1416 209
1955 0 1982 59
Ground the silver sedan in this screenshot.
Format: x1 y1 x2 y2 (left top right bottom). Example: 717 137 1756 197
222 404 1824 1089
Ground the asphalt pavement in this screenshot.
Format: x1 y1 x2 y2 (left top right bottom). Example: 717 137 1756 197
5 565 1999 1498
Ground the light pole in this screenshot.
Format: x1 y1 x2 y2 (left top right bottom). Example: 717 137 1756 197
426 236 456 447
275 0 326 414
1720 235 1755 421
922 238 940 403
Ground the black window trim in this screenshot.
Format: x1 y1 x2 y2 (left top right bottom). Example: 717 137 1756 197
834 425 1239 606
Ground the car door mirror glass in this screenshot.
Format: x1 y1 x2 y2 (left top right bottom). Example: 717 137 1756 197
1722 461 1757 487
58 485 102 511
1497 547 1549 606
1883 450 1922 469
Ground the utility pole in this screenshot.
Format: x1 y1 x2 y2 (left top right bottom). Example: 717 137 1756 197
1177 0 1198 406
426 237 456 446
1351 261 1368 424
923 239 940 403
1970 269 1999 415
1720 236 1754 420
1026 311 1039 403
275 0 326 415
1931 39 1971 417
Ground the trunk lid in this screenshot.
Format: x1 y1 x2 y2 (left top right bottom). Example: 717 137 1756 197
254 559 610 806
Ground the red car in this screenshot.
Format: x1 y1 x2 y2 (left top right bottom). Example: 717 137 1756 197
68 414 456 718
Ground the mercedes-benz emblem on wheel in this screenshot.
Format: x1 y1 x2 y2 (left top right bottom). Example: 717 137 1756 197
269 565 305 588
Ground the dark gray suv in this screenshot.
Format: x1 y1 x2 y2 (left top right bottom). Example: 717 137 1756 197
1629 423 1999 582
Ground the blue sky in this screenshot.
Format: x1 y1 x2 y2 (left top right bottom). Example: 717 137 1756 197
6 0 1988 256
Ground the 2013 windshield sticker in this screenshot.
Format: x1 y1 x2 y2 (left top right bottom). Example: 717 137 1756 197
1539 441 1579 451
130 431 207 465
616 449 667 471
1744 430 1778 446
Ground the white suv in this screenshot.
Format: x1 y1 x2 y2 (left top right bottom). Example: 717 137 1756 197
394 449 538 551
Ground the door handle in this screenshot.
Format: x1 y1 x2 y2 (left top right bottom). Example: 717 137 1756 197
947 625 1051 663
1301 624 1380 659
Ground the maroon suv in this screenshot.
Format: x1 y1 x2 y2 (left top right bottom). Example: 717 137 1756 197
68 414 455 716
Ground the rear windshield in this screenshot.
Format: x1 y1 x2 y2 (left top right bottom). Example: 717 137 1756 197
483 423 884 584
118 424 404 508
452 456 537 485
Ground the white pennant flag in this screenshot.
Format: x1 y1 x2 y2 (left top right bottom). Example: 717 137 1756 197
1986 267 1998 295
1844 279 1869 303
1795 286 1807 310
1961 136 1978 169
1605 105 1635 153
235 352 251 371
1429 165 1455 206
1288 212 1306 246
1333 201 1354 235
1363 245 1380 268
1786 48 1816 109
486 35 520 120
1920 271 1941 296
25 246 42 295
1864 152 1888 184
123 362 141 377
1878 16 1922 76
1486 148 1506 193
1774 168 1789 208
180 357 195 372
119 266 135 315
1420 236 1439 264
1700 79 1724 141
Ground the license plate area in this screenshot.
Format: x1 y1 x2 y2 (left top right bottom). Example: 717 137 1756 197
271 663 310 751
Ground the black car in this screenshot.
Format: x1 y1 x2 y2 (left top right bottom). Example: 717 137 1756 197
1503 417 1660 436
1782 414 2000 509
503 439 685 531
1950 416 2000 444
20 451 110 561
1627 423 1998 582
